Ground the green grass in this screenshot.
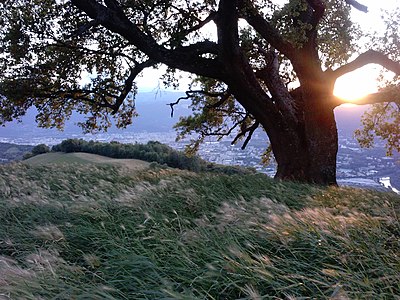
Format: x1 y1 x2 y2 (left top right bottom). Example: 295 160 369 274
24 152 150 170
0 162 399 299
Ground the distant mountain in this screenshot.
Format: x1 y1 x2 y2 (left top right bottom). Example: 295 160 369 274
0 91 188 137
0 142 33 163
132 91 190 132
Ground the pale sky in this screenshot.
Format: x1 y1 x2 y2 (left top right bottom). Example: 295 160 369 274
135 0 399 99
334 0 398 101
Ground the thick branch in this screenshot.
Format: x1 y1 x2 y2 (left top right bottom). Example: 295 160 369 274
71 0 225 80
332 50 400 80
334 86 400 107
256 49 297 122
175 40 218 56
217 0 240 61
104 0 123 13
216 0 284 139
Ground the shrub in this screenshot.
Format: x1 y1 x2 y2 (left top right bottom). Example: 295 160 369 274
51 139 254 175
59 139 85 153
31 144 50 155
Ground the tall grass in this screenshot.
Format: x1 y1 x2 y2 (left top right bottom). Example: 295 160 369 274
0 162 399 299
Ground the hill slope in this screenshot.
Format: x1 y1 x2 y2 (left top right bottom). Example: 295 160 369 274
23 152 150 171
0 142 33 163
0 162 399 299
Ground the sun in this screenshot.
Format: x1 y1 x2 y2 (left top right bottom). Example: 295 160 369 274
333 67 379 104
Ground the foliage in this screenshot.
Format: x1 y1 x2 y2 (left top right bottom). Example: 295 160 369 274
0 162 399 298
30 143 50 155
174 77 251 154
51 139 255 175
0 0 138 132
354 8 400 155
355 102 400 155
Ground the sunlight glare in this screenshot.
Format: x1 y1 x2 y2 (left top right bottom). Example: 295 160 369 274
333 67 379 103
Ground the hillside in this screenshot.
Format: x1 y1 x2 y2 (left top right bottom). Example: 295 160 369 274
0 161 399 299
23 152 150 171
0 142 33 163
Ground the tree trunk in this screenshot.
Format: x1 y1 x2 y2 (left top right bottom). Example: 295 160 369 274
222 48 338 185
266 93 338 185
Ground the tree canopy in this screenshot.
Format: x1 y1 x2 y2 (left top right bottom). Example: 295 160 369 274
0 0 399 183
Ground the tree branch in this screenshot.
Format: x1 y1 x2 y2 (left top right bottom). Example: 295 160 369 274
104 0 123 13
216 0 240 62
175 40 218 56
334 85 400 106
112 59 157 114
241 121 259 150
69 20 100 38
344 0 368 13
168 89 229 117
206 91 231 109
50 39 136 63
71 0 225 80
256 49 297 122
216 0 281 126
332 50 400 79
306 0 326 28
231 119 259 150
238 0 295 59
175 11 218 39
31 88 116 111
168 92 193 118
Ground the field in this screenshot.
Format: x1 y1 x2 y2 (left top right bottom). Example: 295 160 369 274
0 154 399 299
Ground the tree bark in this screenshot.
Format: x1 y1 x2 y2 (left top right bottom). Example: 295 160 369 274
268 106 338 185
255 81 338 185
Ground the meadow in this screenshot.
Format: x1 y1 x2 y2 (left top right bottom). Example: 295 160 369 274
0 155 399 299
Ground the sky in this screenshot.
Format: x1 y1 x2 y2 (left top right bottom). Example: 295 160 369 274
135 0 399 101
333 0 399 101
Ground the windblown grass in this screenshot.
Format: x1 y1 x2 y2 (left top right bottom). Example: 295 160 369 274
0 162 399 299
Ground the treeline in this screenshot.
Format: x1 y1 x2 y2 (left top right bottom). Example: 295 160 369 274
29 139 255 175
53 139 205 172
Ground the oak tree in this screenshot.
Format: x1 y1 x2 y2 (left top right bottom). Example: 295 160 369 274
1 0 399 184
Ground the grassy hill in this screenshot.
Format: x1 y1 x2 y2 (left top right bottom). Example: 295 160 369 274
0 159 399 299
23 152 150 171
